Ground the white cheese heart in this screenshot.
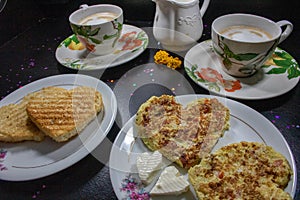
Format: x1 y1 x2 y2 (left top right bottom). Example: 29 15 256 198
136 151 163 185
150 166 190 196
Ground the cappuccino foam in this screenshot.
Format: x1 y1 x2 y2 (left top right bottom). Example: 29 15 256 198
220 25 273 42
79 12 118 25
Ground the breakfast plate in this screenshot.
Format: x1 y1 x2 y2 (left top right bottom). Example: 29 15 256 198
184 40 300 100
0 74 117 181
55 24 149 70
109 94 296 199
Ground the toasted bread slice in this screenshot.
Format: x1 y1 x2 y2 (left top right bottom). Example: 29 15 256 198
0 99 44 143
26 86 103 142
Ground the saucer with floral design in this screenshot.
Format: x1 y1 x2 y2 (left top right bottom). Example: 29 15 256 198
184 40 300 100
55 24 148 70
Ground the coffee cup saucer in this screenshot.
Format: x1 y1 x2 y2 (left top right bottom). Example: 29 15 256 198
55 24 148 70
184 40 300 100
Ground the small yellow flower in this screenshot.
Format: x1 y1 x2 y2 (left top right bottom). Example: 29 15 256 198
154 50 182 69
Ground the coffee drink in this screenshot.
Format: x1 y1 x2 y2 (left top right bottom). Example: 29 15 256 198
220 25 273 42
69 4 123 55
79 12 118 25
212 13 293 77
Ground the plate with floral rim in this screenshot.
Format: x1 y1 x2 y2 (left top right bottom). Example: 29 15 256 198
184 40 300 100
109 94 296 199
55 24 149 70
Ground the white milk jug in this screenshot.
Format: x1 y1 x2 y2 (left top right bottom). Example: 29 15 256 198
153 0 210 51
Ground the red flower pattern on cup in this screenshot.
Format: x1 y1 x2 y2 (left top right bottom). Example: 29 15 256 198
197 67 242 92
119 31 143 51
77 36 96 52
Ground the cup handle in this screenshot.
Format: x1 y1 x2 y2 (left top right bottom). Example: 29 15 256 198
79 4 89 9
276 20 293 44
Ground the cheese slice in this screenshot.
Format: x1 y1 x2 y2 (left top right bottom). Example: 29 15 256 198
136 151 163 185
150 166 190 196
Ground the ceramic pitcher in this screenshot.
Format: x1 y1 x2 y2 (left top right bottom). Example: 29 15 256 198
153 0 210 51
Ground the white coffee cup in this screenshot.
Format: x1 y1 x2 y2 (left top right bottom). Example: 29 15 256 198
69 4 123 56
211 13 293 77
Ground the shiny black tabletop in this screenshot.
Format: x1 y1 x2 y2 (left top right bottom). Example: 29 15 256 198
0 0 299 199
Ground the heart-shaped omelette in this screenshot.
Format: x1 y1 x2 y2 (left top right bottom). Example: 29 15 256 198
135 95 230 169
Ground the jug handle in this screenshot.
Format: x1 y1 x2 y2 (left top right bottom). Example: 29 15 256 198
200 0 210 16
170 7 175 41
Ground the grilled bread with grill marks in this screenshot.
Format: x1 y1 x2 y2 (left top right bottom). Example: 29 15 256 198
26 86 103 142
135 95 230 169
188 141 292 200
0 88 67 143
0 99 44 142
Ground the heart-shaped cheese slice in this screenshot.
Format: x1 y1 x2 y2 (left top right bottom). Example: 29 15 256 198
150 166 190 196
136 151 163 185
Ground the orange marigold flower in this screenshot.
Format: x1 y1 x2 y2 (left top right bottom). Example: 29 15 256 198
154 50 181 69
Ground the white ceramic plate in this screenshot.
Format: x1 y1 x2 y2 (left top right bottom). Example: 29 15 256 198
55 24 149 70
184 40 300 100
0 74 117 181
109 94 296 199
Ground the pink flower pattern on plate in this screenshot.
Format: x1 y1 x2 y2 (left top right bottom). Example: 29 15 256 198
193 67 242 92
0 149 8 171
120 174 150 200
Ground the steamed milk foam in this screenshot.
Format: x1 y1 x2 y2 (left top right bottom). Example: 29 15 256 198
220 25 273 42
174 0 194 2
79 12 118 25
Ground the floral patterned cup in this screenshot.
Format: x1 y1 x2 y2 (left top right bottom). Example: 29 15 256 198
212 14 293 77
69 4 123 56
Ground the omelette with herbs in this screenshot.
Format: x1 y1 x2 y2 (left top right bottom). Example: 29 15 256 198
135 95 230 169
188 141 293 200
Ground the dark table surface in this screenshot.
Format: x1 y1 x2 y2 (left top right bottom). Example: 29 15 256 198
0 0 299 199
